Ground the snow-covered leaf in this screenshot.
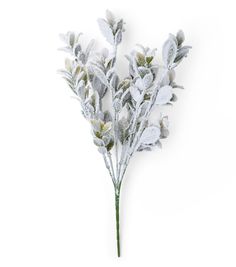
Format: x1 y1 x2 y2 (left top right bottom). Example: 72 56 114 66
118 117 129 144
85 39 95 58
162 38 177 68
139 126 161 145
65 58 72 72
90 65 109 87
174 46 191 63
106 10 116 26
142 73 153 88
130 86 142 102
115 29 122 45
156 85 173 105
176 30 185 46
74 44 81 56
92 76 106 98
97 18 114 45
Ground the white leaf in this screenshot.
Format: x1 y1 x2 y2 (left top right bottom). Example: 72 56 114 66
139 126 161 145
106 10 116 26
91 65 109 87
142 73 153 88
130 86 142 102
156 85 173 105
92 76 106 98
135 78 145 90
176 30 185 46
97 18 114 45
85 39 95 58
115 29 122 45
65 58 72 72
162 38 177 68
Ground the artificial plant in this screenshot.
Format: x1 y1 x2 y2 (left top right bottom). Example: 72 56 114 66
58 10 191 257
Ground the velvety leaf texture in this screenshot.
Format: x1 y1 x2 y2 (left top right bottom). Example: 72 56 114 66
58 10 191 258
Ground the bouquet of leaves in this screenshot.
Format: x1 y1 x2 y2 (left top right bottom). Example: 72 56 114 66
58 10 191 257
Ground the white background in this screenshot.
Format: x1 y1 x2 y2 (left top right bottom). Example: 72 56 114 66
0 0 235 266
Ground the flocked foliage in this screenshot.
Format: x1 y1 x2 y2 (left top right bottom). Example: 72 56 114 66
58 10 191 257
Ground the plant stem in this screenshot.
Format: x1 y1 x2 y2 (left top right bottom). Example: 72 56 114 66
115 186 121 257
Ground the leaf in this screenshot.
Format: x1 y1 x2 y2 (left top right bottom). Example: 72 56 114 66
160 116 169 138
98 146 107 154
65 58 72 72
90 65 109 87
130 86 142 102
156 85 173 105
110 73 119 90
106 10 116 26
118 117 129 144
113 98 122 113
115 29 122 45
106 138 114 151
142 72 153 88
103 110 112 122
135 78 145 90
74 44 81 57
69 32 75 47
146 56 153 64
174 46 191 63
116 19 124 31
90 91 100 113
139 101 149 117
92 76 106 98
176 30 185 46
139 126 161 145
138 67 150 78
101 121 112 133
162 38 177 68
136 52 145 66
97 18 114 45
85 39 95 58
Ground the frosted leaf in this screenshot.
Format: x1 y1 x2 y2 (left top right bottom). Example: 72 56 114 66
176 30 185 46
106 10 116 26
75 79 85 96
139 101 149 117
116 19 124 31
85 39 95 58
169 70 175 83
65 58 72 72
75 70 85 83
118 117 129 144
92 76 106 98
139 126 161 145
97 18 114 45
90 65 109 87
174 46 191 63
138 67 150 78
69 32 75 47
162 38 177 68
142 73 153 88
93 136 105 147
83 103 95 118
110 73 119 90
136 52 146 66
130 86 142 102
113 98 122 113
115 29 122 45
171 93 178 102
98 146 107 154
103 111 112 122
74 44 82 57
156 85 173 105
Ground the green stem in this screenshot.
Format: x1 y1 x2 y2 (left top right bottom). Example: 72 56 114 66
115 186 121 257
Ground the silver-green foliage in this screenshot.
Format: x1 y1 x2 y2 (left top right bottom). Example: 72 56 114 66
58 10 191 256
